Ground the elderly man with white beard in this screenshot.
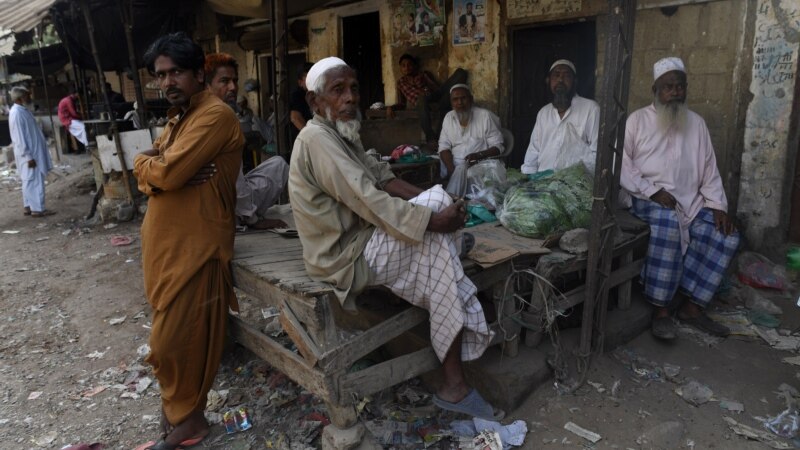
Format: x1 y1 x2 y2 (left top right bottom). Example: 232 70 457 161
289 57 504 420
438 84 504 179
621 57 739 341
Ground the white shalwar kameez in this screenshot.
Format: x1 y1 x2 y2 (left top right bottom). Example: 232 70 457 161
9 104 53 212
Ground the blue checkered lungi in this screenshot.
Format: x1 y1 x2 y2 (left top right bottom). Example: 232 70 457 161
630 197 740 308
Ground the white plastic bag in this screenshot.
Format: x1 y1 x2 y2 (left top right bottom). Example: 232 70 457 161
466 159 507 209
446 164 469 198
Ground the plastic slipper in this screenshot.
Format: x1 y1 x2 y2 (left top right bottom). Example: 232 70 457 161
30 210 56 217
133 436 205 450
110 236 133 246
433 388 505 420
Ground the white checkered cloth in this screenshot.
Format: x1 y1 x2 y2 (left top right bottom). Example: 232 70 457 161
364 185 494 362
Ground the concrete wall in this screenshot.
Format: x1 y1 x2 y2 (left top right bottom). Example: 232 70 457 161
737 0 800 250
626 1 751 203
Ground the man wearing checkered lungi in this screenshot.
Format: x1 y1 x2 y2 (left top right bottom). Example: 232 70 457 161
621 57 740 340
288 57 503 420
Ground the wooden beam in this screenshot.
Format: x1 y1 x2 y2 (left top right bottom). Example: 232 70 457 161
318 307 429 373
338 347 440 399
279 299 322 366
229 314 332 401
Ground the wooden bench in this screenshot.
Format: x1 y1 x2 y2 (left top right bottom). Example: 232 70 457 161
229 232 521 434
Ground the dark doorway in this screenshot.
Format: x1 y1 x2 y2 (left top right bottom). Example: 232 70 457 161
509 21 597 169
343 12 383 114
786 61 800 243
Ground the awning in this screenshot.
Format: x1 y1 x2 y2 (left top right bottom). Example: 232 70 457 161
5 42 68 76
0 0 58 33
206 0 340 20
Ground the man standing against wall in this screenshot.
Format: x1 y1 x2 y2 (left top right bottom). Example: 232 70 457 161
133 33 244 450
8 86 53 217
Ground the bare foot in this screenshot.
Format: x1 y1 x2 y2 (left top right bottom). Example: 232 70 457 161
160 407 174 438
251 218 288 230
163 410 209 446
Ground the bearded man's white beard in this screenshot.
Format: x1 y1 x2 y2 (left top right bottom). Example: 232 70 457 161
654 97 688 132
456 109 472 125
326 107 362 143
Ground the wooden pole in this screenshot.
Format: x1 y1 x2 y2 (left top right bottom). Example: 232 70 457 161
35 22 59 163
118 0 147 123
579 0 636 360
59 4 89 120
271 0 290 159
79 0 135 206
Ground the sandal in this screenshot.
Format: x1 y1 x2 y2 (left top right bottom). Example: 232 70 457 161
651 316 677 340
433 388 505 420
133 436 205 450
23 208 31 216
30 210 56 218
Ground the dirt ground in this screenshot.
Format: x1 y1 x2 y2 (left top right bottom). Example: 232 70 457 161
2 153 800 449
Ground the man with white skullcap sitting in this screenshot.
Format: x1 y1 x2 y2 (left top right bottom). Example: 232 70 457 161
521 59 600 175
289 57 503 420
438 83 504 179
621 56 739 340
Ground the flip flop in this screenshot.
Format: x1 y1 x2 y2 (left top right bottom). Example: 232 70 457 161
30 210 56 218
433 388 505 420
133 436 205 450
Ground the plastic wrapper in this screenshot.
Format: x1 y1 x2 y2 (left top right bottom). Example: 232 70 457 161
466 159 508 209
497 163 593 238
764 408 800 438
737 251 790 290
446 164 469 198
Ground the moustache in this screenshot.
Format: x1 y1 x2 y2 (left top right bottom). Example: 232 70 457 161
166 88 183 96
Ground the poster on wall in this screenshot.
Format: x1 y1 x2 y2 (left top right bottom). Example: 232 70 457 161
391 0 445 47
453 0 485 45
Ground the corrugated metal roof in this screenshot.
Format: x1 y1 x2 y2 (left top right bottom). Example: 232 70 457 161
0 0 58 33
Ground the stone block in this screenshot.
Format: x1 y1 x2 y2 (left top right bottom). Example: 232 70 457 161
463 344 551 413
322 423 366 450
603 296 652 351
704 0 741 48
676 4 702 47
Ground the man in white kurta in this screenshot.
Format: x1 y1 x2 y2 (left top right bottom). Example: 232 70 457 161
621 57 739 341
521 60 599 174
8 86 53 216
438 84 504 179
290 58 502 420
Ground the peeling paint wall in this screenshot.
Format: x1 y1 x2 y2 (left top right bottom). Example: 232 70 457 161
737 0 800 249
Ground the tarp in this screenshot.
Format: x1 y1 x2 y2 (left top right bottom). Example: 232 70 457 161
206 0 338 20
50 0 197 72
4 42 68 76
0 0 58 33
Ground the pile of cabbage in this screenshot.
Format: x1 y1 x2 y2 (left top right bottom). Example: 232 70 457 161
497 164 593 238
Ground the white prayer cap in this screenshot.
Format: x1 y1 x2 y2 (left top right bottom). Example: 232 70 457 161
549 59 576 75
653 57 686 81
449 83 471 94
306 57 349 93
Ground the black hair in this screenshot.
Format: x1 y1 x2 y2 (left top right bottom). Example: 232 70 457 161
299 62 314 78
399 53 417 65
143 32 205 75
421 11 429 18
466 2 473 6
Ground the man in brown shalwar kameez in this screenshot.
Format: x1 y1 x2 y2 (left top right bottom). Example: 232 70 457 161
132 32 243 450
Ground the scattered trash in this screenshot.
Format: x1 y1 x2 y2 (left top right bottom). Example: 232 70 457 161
27 391 42 400
103 223 118 229
663 363 682 382
89 252 107 260
61 443 105 450
563 421 601 444
33 430 57 446
2 230 20 234
35 236 49 242
135 377 152 394
471 430 503 450
587 381 605 393
14 267 30 272
723 416 791 449
748 310 782 328
206 389 228 412
706 311 759 336
738 251 791 291
450 418 527 449
610 379 621 397
80 386 108 398
223 407 253 434
110 235 132 246
137 344 150 358
719 400 745 413
86 350 106 359
675 380 714 406
108 316 126 325
125 258 135 263
755 327 800 351
637 421 685 449
746 288 783 315
764 408 800 439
